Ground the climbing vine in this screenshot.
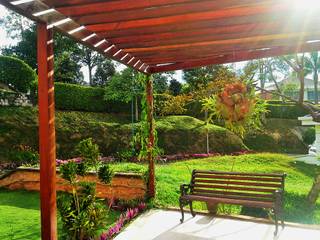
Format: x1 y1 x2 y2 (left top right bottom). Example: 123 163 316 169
134 74 162 161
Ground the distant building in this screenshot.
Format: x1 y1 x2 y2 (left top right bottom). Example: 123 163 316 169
263 76 319 102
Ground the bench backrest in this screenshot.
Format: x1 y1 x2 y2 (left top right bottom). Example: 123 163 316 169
190 170 286 202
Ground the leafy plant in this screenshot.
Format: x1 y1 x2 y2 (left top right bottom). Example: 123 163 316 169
212 81 268 137
98 164 113 184
10 145 39 166
76 138 100 171
114 149 134 162
58 160 108 240
57 184 107 240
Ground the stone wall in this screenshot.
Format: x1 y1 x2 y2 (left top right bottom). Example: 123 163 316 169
0 168 146 200
0 90 32 107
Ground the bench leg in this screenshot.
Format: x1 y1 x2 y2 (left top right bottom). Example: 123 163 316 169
189 201 196 217
274 209 279 236
281 208 285 229
179 199 185 223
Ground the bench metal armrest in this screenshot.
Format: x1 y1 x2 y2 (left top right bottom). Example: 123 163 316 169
180 184 191 196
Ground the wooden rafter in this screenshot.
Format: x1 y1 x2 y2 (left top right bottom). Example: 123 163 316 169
1 0 320 72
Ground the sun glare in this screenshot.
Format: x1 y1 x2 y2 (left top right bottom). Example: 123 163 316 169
293 0 320 9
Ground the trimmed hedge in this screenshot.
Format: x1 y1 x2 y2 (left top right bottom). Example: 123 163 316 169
0 56 36 93
30 82 311 119
266 104 309 119
54 83 130 113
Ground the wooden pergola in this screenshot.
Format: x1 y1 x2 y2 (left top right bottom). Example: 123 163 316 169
1 0 320 239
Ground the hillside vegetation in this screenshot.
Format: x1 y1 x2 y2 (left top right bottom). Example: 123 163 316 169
244 118 310 154
0 107 245 162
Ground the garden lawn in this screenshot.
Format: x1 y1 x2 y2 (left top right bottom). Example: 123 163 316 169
0 189 120 240
154 153 320 225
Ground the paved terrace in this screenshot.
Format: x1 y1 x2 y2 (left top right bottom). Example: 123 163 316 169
115 210 320 240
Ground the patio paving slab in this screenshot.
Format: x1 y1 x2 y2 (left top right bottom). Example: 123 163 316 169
114 209 320 240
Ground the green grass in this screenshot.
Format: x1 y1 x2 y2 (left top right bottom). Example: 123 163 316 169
0 189 120 240
155 153 320 224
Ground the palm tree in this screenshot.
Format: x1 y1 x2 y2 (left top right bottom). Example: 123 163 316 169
305 52 320 104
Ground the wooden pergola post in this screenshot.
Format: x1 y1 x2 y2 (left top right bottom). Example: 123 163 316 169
146 74 155 198
37 22 57 240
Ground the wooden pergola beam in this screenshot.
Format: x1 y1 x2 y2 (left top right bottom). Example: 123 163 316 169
37 22 57 240
149 42 320 72
85 4 286 32
70 0 275 25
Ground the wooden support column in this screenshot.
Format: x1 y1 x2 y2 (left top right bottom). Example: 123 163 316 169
37 22 57 240
146 74 155 198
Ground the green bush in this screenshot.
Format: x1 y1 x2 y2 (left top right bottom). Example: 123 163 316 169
303 127 316 145
266 104 309 119
0 56 36 93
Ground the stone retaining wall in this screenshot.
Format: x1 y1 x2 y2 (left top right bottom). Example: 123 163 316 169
0 168 146 200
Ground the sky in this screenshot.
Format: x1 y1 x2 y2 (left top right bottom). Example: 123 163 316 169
0 5 184 83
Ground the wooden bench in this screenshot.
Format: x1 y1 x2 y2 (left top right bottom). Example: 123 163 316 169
179 170 286 236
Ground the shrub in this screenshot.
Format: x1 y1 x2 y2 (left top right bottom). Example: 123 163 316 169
10 145 39 166
303 127 316 145
76 138 100 171
98 164 113 184
0 56 36 93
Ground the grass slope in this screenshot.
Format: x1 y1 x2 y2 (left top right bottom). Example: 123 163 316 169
155 153 320 224
0 106 244 161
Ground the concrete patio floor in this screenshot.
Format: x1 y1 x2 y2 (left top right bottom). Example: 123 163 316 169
114 210 320 240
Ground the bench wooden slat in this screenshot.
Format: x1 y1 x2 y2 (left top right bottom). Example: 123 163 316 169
194 174 282 183
192 189 274 200
194 179 282 188
194 170 284 178
192 183 276 193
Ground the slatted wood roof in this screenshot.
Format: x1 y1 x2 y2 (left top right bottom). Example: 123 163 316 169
2 0 320 74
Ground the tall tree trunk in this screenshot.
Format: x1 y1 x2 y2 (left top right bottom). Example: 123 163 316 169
88 65 93 86
314 71 319 104
146 75 155 198
298 70 305 104
307 175 320 205
259 62 265 95
205 110 210 154
135 96 139 122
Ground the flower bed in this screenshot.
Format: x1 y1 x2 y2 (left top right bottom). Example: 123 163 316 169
100 203 147 240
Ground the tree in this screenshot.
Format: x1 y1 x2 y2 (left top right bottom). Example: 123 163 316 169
54 52 84 84
2 26 37 69
0 8 33 40
183 65 227 91
280 54 306 104
152 73 171 93
305 52 320 104
168 79 182 96
105 68 143 121
92 59 116 87
79 46 103 86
